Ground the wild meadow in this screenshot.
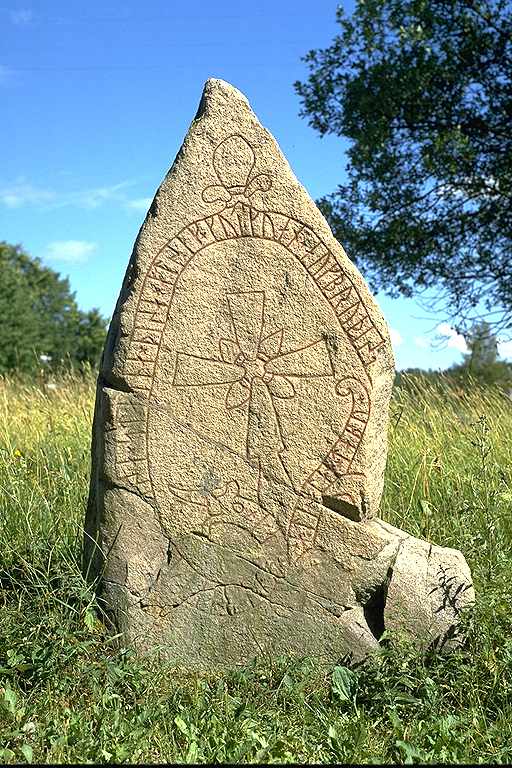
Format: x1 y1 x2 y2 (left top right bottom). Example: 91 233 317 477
1 371 511 764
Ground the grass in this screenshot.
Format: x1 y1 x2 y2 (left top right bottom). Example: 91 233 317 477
0 370 511 764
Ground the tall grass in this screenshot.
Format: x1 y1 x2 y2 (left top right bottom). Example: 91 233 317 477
0 372 511 764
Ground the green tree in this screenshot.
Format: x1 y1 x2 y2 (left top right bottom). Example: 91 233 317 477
0 242 108 374
464 320 498 371
71 308 109 367
295 0 512 333
448 320 512 386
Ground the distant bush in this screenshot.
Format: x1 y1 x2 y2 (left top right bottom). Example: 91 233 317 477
396 321 512 394
0 241 107 375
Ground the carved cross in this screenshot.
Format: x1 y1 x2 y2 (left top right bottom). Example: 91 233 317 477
173 290 334 468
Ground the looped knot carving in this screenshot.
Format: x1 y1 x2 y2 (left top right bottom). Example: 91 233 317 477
202 134 272 210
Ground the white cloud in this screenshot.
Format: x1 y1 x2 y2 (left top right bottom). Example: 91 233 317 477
389 327 403 349
498 340 512 360
10 8 33 25
0 178 138 210
71 181 134 209
45 240 97 263
0 180 55 207
414 336 429 349
437 322 468 353
126 197 152 212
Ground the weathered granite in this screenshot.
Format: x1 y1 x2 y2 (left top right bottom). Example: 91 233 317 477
85 79 474 669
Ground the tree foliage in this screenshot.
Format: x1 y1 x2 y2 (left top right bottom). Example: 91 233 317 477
396 320 512 388
449 320 512 386
295 0 512 333
0 241 108 374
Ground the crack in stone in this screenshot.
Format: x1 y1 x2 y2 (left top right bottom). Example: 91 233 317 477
238 552 355 611
100 476 157 511
171 534 355 619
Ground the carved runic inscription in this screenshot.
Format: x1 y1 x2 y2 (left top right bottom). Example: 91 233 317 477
114 131 386 559
122 135 386 397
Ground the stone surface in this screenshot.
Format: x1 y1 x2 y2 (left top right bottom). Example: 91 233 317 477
85 79 474 669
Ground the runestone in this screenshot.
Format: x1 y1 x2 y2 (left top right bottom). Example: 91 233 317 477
85 79 474 669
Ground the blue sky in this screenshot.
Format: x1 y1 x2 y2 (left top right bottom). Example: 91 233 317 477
3 0 510 369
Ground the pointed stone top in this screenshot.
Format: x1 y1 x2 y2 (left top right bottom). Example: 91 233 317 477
203 77 249 101
194 78 251 120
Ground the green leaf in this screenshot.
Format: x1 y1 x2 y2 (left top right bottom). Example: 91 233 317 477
186 741 198 762
396 739 425 764
395 693 422 705
420 498 431 515
84 608 97 632
174 715 189 736
3 685 17 715
20 744 33 763
388 708 403 732
331 665 357 701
